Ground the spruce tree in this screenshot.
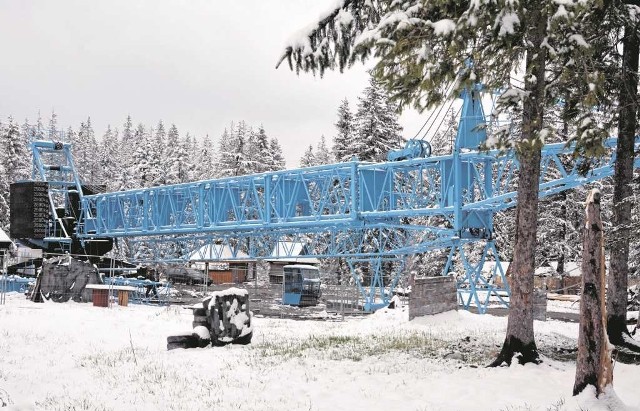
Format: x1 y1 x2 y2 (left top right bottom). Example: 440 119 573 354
196 134 215 180
48 110 59 140
75 118 99 183
0 162 9 232
181 133 196 183
278 0 607 366
34 112 44 141
98 125 121 192
245 126 260 174
21 119 34 147
164 124 181 184
299 145 316 167
234 121 252 176
130 123 151 188
2 116 30 184
216 126 239 177
268 137 286 171
607 4 640 350
333 99 355 162
315 135 334 165
353 77 404 162
254 126 271 173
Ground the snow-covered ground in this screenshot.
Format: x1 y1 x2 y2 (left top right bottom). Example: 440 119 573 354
0 292 638 411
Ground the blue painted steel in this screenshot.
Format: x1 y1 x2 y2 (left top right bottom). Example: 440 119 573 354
30 140 83 248
102 276 171 305
387 139 432 161
29 87 640 313
0 276 33 293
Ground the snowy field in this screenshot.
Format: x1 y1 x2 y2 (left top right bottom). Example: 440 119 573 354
0 293 639 411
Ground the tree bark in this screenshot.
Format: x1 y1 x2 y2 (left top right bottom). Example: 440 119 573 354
489 3 546 367
574 189 613 396
607 22 640 350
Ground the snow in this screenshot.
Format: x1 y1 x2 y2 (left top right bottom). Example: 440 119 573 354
0 294 639 410
569 34 589 48
553 5 569 20
209 287 249 301
193 325 211 340
283 0 345 56
335 9 353 28
497 12 520 36
0 228 11 245
428 19 456 36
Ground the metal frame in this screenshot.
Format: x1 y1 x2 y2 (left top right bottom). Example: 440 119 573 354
29 89 640 312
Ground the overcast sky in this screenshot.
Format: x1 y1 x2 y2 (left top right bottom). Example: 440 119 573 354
0 0 424 167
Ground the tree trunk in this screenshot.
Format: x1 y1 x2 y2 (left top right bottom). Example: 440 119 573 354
574 189 613 396
557 190 567 275
489 3 546 367
607 23 640 351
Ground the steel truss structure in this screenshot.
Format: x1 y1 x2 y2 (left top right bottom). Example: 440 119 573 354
29 90 640 312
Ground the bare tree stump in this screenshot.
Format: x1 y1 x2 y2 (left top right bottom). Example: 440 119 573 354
573 189 613 396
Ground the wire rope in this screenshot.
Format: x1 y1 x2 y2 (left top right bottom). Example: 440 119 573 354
421 97 455 142
412 81 456 140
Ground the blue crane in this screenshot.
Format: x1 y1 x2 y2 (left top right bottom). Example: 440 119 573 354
21 90 640 312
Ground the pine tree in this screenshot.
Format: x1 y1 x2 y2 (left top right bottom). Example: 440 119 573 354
215 126 238 177
314 135 333 165
216 121 253 177
245 127 260 174
353 77 403 162
278 0 608 366
129 123 152 188
195 134 215 180
180 133 196 183
299 145 316 168
235 121 252 176
607 7 640 350
0 162 9 232
2 116 30 183
333 98 355 162
21 119 34 147
164 124 181 184
47 110 60 141
253 126 272 174
98 125 121 192
74 118 99 183
34 112 44 141
268 138 286 171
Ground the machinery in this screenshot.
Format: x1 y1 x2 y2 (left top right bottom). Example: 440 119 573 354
10 88 640 313
282 264 321 306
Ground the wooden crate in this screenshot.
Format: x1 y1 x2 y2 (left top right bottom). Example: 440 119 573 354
118 290 129 306
92 289 108 307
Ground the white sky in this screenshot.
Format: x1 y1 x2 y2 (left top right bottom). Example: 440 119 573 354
0 0 424 167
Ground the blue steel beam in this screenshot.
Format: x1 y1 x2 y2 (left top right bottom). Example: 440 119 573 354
78 137 635 241
30 87 640 312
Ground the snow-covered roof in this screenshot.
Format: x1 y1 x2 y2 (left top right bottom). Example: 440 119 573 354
0 228 12 248
269 257 320 264
282 264 319 270
266 241 319 264
188 244 251 261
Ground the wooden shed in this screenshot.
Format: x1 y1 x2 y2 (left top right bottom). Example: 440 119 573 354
267 241 319 284
188 243 256 285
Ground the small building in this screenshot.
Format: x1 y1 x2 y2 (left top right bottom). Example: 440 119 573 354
0 228 12 251
267 241 319 284
188 243 256 285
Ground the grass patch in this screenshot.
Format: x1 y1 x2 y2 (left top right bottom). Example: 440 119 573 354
254 330 493 365
36 394 112 411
